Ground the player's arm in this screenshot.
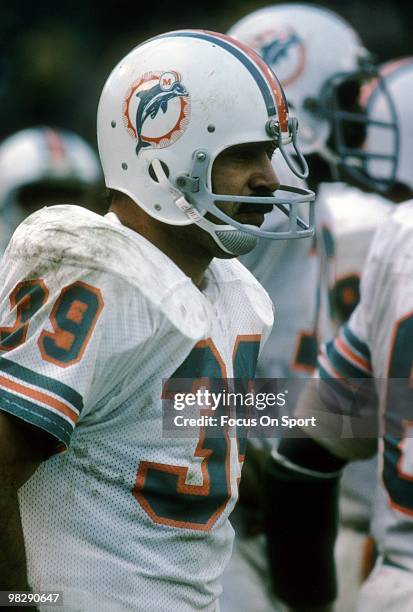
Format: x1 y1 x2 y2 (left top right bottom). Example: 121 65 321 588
0 411 54 590
264 323 377 608
295 378 378 461
264 431 346 609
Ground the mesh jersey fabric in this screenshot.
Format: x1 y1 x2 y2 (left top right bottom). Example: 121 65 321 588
0 205 273 611
318 199 413 572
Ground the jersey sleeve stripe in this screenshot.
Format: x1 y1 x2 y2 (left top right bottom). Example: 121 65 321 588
335 336 372 375
318 348 355 400
0 357 83 412
342 324 371 361
0 374 78 424
325 338 372 379
318 348 374 412
318 348 342 380
0 388 73 447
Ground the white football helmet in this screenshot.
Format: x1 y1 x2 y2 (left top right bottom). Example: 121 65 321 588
0 126 102 234
0 126 101 206
97 29 315 256
228 3 397 188
362 58 413 192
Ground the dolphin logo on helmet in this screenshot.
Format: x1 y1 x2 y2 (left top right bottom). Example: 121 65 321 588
246 28 306 88
260 32 301 66
135 79 189 155
123 71 191 156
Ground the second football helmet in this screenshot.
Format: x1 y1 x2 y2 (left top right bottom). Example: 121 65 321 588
0 126 102 250
97 29 315 256
362 58 413 193
0 127 101 208
228 3 397 189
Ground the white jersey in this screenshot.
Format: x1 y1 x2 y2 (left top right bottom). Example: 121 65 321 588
0 205 273 611
317 182 394 527
319 200 413 571
240 172 333 379
317 182 393 328
240 226 319 377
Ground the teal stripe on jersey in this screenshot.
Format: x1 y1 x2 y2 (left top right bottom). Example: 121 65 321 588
318 357 355 401
343 324 371 362
0 388 73 447
0 357 83 413
325 339 372 379
318 346 375 415
318 356 336 381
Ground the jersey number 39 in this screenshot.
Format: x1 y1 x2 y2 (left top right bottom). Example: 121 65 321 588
0 279 103 367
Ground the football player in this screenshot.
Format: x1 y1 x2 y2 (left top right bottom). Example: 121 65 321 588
0 126 103 255
267 58 413 612
222 6 397 611
228 2 398 404
0 31 315 611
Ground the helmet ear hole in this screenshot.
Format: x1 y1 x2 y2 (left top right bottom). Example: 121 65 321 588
148 161 170 182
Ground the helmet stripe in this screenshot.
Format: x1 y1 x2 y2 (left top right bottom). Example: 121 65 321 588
156 30 288 132
204 30 289 132
43 128 66 163
361 57 413 110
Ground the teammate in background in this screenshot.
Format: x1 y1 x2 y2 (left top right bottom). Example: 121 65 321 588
0 126 103 254
0 31 315 611
223 5 398 612
229 2 398 377
267 58 413 612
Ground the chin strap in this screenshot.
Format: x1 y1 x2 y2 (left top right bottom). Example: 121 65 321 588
151 159 257 256
151 159 199 220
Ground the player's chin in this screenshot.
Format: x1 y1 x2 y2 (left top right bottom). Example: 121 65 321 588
234 214 265 227
208 203 272 228
235 204 273 227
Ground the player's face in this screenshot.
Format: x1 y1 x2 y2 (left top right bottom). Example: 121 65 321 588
211 141 280 228
138 141 281 274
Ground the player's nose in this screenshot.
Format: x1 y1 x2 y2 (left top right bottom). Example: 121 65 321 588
249 153 280 193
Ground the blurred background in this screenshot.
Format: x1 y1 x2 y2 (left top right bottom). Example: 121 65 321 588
1 0 412 150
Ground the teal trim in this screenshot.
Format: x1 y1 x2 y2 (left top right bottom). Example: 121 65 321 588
0 357 83 413
343 324 371 361
0 388 73 447
326 340 371 379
